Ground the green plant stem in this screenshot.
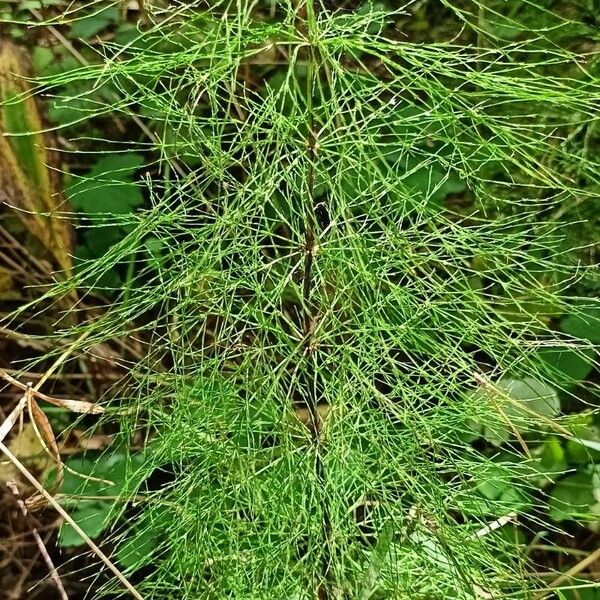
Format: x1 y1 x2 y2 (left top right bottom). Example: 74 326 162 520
301 2 331 596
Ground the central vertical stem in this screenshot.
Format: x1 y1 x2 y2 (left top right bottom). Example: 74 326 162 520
300 2 331 598
302 0 319 441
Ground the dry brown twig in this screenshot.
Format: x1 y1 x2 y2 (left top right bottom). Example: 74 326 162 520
7 479 69 600
0 364 107 494
0 383 31 444
0 329 102 464
533 544 600 599
0 369 104 415
0 442 144 600
0 333 142 599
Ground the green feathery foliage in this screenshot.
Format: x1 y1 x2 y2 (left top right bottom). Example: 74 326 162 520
7 0 600 598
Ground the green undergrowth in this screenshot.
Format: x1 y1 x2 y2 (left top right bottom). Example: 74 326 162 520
5 0 600 598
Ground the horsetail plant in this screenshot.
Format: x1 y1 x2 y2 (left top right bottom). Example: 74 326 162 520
5 0 600 598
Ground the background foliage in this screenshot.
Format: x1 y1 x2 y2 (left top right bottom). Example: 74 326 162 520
0 0 599 599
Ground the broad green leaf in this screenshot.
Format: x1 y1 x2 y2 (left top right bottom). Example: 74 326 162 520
476 464 510 500
359 520 394 600
559 587 600 600
397 154 466 207
538 347 594 382
82 226 128 258
499 293 562 330
497 487 531 514
117 527 158 570
456 413 483 444
59 501 113 547
455 490 493 515
409 532 451 570
116 505 172 570
56 451 146 548
31 46 55 75
482 377 560 445
57 450 145 497
88 154 146 178
565 424 600 464
569 436 600 454
548 472 597 522
67 154 145 214
74 243 123 289
560 304 600 344
498 377 560 419
540 437 567 473
69 6 119 39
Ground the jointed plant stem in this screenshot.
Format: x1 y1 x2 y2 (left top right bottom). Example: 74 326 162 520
301 2 331 596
